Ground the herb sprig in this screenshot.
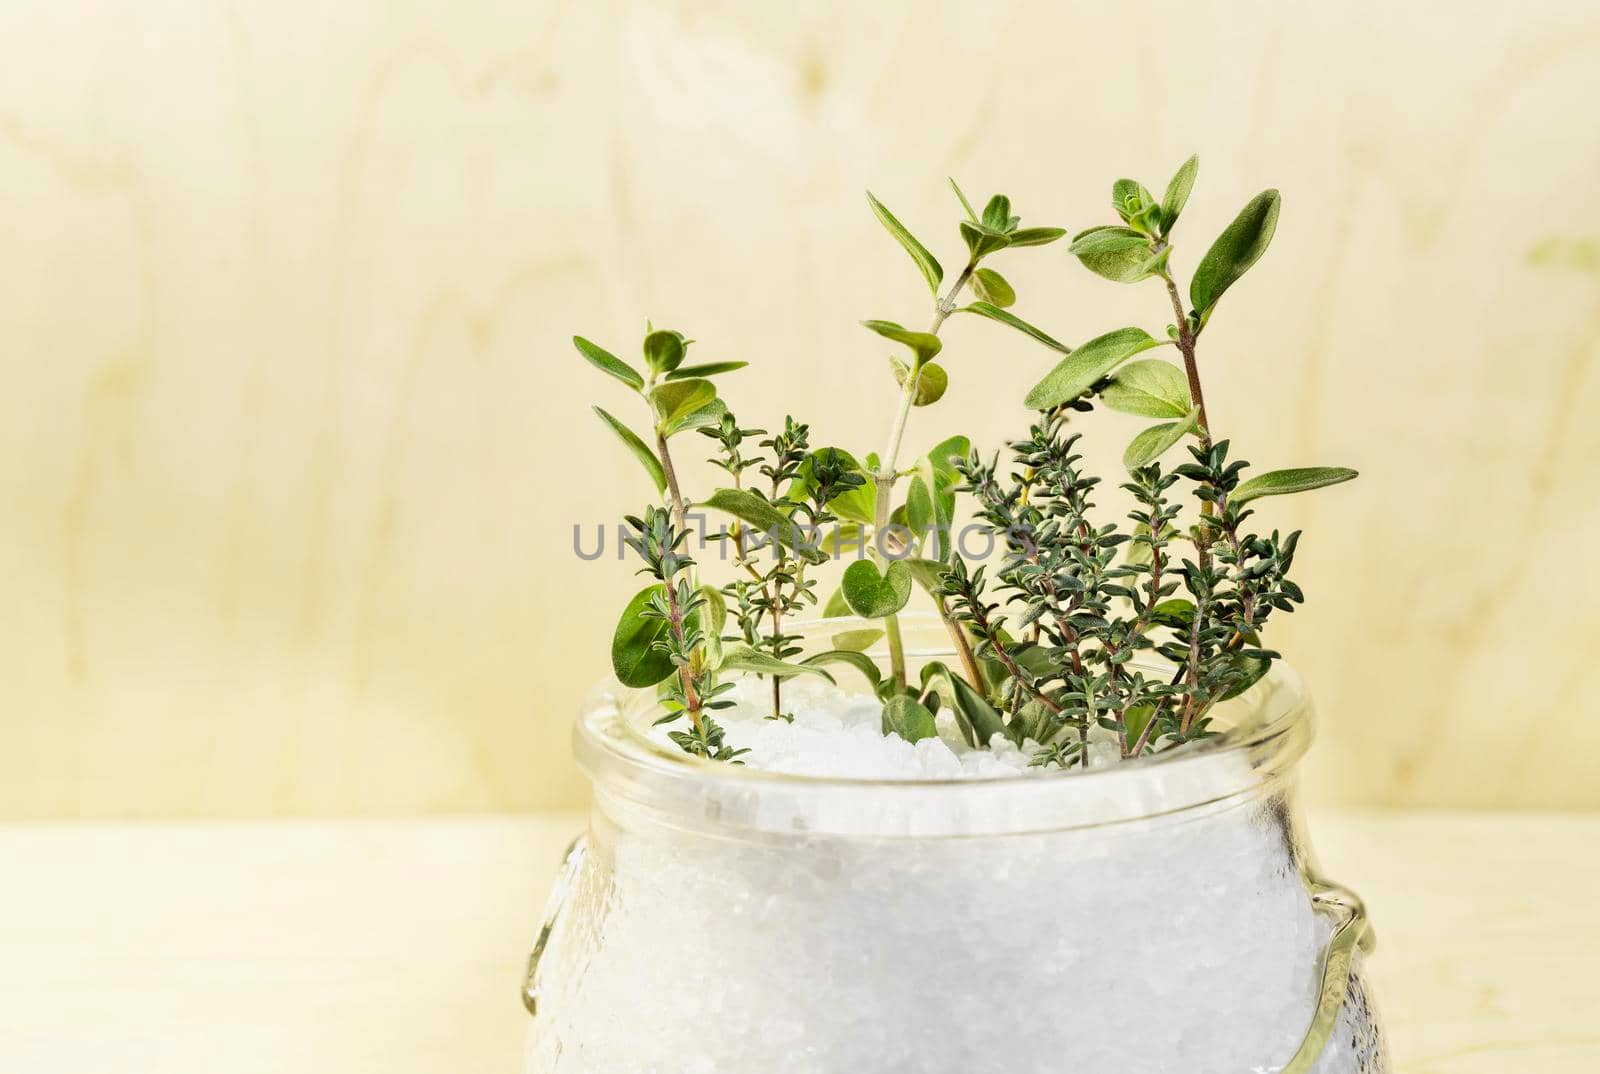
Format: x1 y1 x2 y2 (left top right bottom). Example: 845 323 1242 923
575 157 1357 765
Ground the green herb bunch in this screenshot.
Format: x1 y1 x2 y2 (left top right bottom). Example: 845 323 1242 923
575 156 1357 766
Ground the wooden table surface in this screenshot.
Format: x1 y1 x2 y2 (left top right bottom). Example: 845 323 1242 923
1 810 1593 1072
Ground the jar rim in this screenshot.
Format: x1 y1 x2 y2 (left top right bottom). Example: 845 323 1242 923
575 612 1314 837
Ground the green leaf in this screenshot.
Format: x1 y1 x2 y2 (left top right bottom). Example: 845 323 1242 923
1150 598 1196 630
720 645 835 682
1160 154 1198 232
703 488 828 564
971 267 1016 308
1112 178 1142 221
665 361 747 380
866 191 943 295
922 662 1010 746
841 559 913 618
948 177 978 222
1123 407 1201 470
823 586 884 652
796 447 875 523
981 194 1013 231
667 396 727 436
925 434 971 480
1219 653 1271 700
1231 466 1358 504
1005 227 1067 248
592 406 666 493
802 649 882 688
1190 190 1281 320
905 475 954 557
956 302 1070 353
862 319 943 367
818 522 867 557
1100 359 1191 418
881 694 939 743
642 329 687 374
1024 326 1161 409
1124 704 1157 748
1069 226 1156 283
648 379 716 435
960 220 1011 259
573 336 644 392
611 585 675 687
891 358 948 405
902 556 948 595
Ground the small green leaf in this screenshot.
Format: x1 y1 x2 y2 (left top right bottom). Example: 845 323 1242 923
802 649 882 688
1123 407 1201 470
1231 466 1358 504
1160 154 1199 232
1024 326 1161 409
573 336 643 392
611 585 675 687
891 358 948 405
981 194 1012 231
818 523 868 557
823 586 884 652
1069 226 1156 283
1100 359 1191 418
924 434 971 480
1150 598 1196 630
960 220 1011 260
667 396 727 436
948 177 978 222
703 488 828 564
902 556 948 595
881 694 939 743
956 302 1070 353
971 267 1016 308
1005 227 1067 248
1112 178 1142 221
841 559 914 618
642 329 687 374
862 319 943 367
1190 190 1281 320
648 379 716 434
1219 653 1271 700
866 191 944 295
720 645 835 682
795 447 875 523
1124 704 1156 748
592 406 666 493
922 662 1009 746
665 361 747 380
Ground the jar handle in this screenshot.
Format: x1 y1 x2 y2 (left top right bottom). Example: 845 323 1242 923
1282 874 1377 1074
521 834 588 1018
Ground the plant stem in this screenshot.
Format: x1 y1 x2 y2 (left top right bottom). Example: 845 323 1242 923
654 429 703 729
1160 268 1216 735
873 263 978 691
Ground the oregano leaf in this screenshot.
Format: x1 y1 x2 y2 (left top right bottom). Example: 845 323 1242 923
956 302 1070 353
592 406 666 493
1160 154 1199 233
574 336 643 391
862 319 943 367
642 329 687 374
841 559 914 618
1123 407 1201 470
971 267 1016 308
1100 359 1191 418
703 488 829 564
1069 225 1156 283
1024 326 1161 409
1190 190 1281 320
891 358 948 405
866 191 943 295
1231 466 1358 504
881 694 939 743
665 361 747 380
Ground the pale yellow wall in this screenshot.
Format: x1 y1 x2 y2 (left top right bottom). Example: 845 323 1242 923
2 1 1597 818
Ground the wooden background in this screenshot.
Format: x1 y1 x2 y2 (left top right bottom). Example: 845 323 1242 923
3 0 1598 818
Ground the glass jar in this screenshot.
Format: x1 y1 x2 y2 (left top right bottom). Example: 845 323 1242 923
520 615 1387 1074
